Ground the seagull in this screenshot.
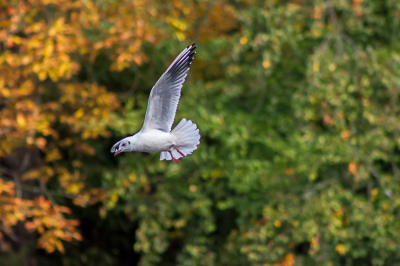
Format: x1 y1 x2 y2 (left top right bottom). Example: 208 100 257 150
110 44 200 164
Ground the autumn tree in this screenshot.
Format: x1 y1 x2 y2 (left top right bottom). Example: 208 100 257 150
0 0 165 254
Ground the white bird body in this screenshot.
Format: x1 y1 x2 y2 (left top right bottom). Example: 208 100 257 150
123 130 177 153
111 44 200 164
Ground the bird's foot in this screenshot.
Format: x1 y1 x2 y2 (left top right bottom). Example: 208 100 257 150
169 151 181 164
174 146 186 157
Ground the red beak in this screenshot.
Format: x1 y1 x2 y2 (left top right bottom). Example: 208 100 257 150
115 149 122 156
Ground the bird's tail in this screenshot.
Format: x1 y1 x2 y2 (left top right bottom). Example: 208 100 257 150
160 118 200 161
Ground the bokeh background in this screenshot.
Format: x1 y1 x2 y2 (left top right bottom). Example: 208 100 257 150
1 0 400 265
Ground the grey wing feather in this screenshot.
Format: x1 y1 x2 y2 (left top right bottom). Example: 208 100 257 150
140 44 196 133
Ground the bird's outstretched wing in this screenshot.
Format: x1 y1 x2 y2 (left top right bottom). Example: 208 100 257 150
140 44 196 133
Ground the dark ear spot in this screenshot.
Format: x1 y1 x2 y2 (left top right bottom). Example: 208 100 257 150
128 141 130 144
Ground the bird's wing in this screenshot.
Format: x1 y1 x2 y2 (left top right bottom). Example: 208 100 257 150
140 44 196 133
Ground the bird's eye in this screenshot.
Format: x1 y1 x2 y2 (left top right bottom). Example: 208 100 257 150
122 144 125 147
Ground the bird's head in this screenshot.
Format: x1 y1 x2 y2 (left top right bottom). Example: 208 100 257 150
110 139 131 156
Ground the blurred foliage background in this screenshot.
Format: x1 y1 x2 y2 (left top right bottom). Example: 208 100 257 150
1 0 400 265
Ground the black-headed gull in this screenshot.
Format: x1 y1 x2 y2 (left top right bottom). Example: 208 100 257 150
111 44 200 164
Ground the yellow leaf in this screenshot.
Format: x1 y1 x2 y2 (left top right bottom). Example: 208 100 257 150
16 113 26 128
274 220 281 228
82 130 91 139
128 174 137 182
371 188 379 201
44 41 54 57
175 32 185 41
283 253 295 266
341 129 351 141
240 36 248 45
383 203 389 211
75 109 84 118
21 169 40 181
55 240 65 253
0 88 10 97
111 194 118 202
38 70 47 81
46 149 62 162
313 62 319 72
335 244 346 255
48 68 59 81
66 183 81 194
59 62 68 77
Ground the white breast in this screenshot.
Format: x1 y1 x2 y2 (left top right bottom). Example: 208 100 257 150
135 130 177 153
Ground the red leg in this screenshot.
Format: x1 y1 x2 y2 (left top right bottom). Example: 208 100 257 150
174 146 185 157
169 151 180 164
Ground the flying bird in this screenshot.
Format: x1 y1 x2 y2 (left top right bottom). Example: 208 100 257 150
111 44 200 164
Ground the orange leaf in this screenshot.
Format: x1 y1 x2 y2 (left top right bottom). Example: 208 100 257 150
72 232 83 241
284 169 293 175
25 221 36 232
35 138 47 149
262 60 271 69
349 162 357 175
